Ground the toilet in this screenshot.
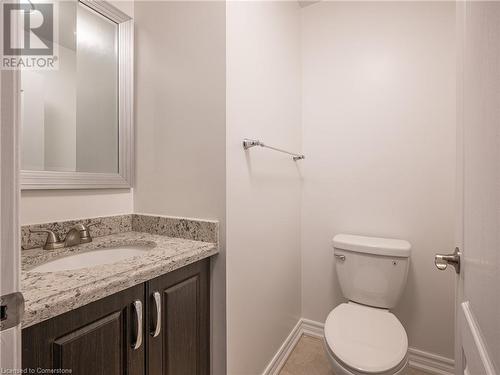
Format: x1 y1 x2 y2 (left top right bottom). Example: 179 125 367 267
324 234 411 375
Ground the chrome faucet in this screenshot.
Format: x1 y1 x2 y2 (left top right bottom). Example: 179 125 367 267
30 223 94 250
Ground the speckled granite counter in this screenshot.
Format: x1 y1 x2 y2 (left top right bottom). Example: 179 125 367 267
21 231 218 328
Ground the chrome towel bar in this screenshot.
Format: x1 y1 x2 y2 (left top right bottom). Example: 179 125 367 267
242 139 305 161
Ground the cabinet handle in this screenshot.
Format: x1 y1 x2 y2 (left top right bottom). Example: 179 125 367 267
151 291 161 338
132 300 143 350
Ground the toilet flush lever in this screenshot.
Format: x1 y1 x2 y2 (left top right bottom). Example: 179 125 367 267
435 247 461 274
334 254 346 261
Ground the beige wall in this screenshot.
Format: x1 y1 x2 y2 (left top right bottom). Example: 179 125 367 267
226 2 302 374
300 1 456 359
133 2 226 374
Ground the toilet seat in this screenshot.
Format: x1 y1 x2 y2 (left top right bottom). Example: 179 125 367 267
324 302 408 374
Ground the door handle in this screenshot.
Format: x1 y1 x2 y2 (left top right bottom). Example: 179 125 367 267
0 292 24 331
435 247 461 274
132 300 143 350
150 291 161 338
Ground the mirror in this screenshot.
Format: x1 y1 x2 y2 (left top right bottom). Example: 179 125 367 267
21 0 133 189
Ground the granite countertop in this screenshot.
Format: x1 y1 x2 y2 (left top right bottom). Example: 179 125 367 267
21 231 218 328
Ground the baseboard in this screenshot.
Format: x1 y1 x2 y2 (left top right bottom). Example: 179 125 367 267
300 318 324 338
262 320 304 375
263 318 455 375
408 348 455 375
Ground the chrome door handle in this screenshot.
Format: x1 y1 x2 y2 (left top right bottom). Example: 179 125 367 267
132 300 143 350
151 291 161 338
435 247 461 274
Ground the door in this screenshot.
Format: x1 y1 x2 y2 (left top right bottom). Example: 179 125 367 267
0 33 22 372
439 1 500 374
147 259 210 375
22 283 145 375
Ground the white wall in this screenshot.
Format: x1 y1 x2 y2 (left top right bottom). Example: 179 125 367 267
19 0 458 369
20 189 133 224
226 2 302 374
300 1 456 359
133 2 226 374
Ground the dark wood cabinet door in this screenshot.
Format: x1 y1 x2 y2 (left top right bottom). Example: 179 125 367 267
147 259 210 375
22 284 145 375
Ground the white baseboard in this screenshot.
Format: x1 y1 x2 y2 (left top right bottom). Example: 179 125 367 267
263 318 455 375
300 318 324 338
408 348 455 375
262 320 304 375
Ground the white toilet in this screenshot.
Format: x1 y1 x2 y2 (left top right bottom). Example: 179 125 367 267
324 234 411 375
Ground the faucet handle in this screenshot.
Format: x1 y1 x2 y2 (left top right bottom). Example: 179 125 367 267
29 229 64 250
86 221 101 229
72 222 99 244
77 221 100 230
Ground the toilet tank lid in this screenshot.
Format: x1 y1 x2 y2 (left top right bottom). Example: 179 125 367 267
333 234 411 257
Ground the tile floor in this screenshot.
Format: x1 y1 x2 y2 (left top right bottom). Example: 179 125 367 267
279 335 432 375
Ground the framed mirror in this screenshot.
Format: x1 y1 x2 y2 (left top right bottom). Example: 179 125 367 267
20 0 133 189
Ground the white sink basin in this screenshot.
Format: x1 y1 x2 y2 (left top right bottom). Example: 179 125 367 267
29 245 153 273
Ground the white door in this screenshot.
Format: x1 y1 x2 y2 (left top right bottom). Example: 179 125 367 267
436 1 500 374
0 42 22 372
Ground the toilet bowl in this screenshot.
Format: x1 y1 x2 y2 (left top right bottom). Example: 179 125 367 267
324 234 411 375
324 302 408 375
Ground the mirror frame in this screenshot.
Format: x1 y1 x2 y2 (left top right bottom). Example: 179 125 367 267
21 0 134 190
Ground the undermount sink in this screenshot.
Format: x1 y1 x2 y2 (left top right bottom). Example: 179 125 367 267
29 244 154 273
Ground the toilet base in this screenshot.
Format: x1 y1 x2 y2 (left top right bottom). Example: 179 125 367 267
323 337 409 375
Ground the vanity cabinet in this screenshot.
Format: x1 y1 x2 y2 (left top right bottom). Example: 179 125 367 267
22 259 210 375
22 283 145 375
147 260 210 375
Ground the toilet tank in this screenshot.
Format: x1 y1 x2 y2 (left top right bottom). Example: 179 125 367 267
333 234 411 309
